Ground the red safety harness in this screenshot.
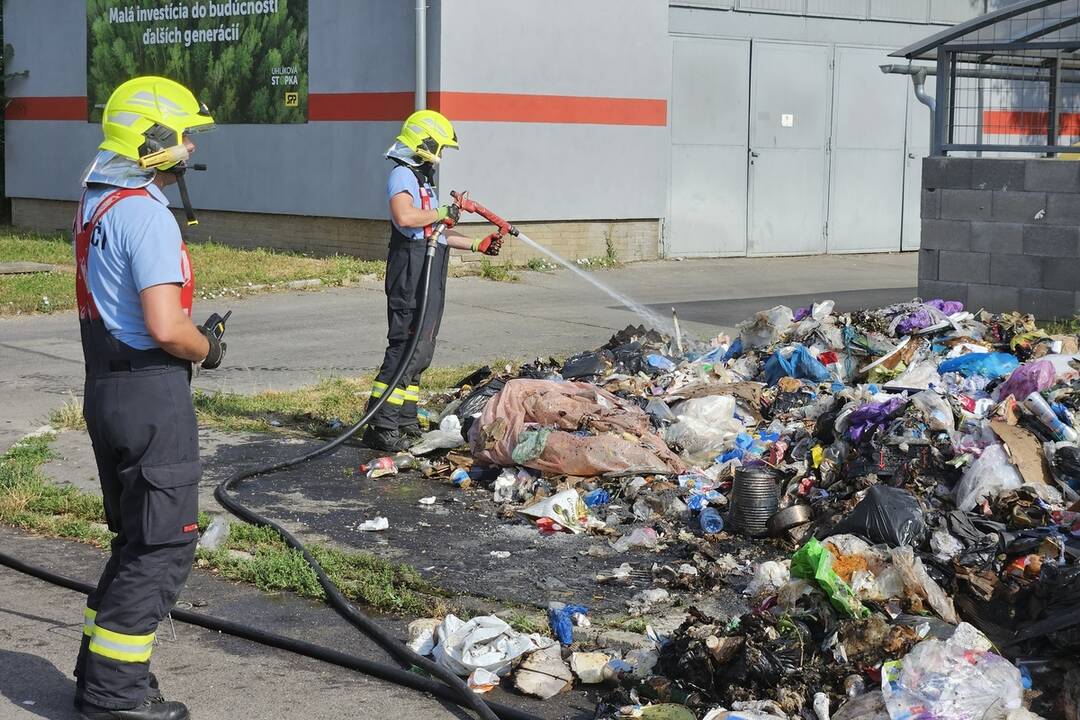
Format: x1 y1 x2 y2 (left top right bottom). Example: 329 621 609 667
75 188 194 321
418 184 434 238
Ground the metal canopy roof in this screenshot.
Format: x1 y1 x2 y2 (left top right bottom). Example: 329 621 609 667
892 0 1080 61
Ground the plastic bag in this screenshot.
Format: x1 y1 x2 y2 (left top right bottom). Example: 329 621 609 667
511 427 554 464
433 614 549 677
744 560 791 596
954 444 1023 511
885 362 941 390
830 486 928 548
410 415 465 455
846 397 907 443
937 352 1019 379
518 490 588 534
995 359 1055 401
790 538 868 618
665 396 744 461
764 345 832 385
739 305 794 349
547 602 589 645
890 546 959 624
912 390 954 432
882 625 1022 720
833 691 889 720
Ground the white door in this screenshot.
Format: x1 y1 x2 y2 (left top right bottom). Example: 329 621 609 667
748 41 832 256
668 37 751 256
828 45 910 253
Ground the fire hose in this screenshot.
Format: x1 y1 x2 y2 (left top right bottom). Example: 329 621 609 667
0 198 541 720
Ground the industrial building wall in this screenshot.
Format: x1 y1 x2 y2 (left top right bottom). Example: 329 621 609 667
435 0 671 226
665 3 988 257
4 0 667 263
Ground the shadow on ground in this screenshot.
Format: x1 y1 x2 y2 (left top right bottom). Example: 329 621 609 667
0 648 78 720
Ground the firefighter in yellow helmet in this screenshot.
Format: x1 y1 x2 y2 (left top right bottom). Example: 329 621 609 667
73 76 228 720
363 110 504 450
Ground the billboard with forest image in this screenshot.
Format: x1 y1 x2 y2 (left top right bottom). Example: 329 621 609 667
87 0 308 124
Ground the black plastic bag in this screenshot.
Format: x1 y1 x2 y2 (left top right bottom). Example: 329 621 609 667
561 350 613 380
457 377 506 436
829 485 928 548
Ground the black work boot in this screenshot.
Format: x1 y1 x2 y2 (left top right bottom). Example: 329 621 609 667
362 426 409 452
78 699 189 720
399 423 423 441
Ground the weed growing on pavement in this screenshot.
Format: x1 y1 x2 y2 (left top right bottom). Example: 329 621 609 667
524 257 557 272
0 433 440 615
478 258 519 282
505 609 545 635
49 395 86 431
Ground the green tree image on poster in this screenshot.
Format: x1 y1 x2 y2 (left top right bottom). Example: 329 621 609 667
87 0 308 124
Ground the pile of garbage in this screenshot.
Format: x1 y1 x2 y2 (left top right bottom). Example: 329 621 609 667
370 299 1080 719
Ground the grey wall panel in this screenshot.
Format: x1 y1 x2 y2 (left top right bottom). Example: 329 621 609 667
929 0 987 23
869 0 929 22
671 39 748 145
309 0 416 93
737 0 807 14
439 0 669 98
8 121 411 219
904 80 935 250
5 0 86 96
807 0 868 19
439 123 669 221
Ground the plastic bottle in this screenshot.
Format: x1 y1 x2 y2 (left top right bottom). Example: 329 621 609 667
699 507 724 534
359 456 398 478
391 452 418 470
1025 392 1079 442
198 516 229 550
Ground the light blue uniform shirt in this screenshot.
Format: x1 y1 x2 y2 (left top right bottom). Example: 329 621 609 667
387 165 446 246
79 184 185 350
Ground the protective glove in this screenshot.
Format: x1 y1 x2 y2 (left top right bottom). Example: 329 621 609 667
434 203 460 228
198 311 229 370
471 231 504 256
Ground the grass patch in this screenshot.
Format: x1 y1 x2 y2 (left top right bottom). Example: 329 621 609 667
193 361 513 434
49 395 86 432
621 617 649 634
196 522 437 615
0 434 111 546
1040 315 1080 335
505 609 546 635
478 258 519 282
0 433 439 615
0 227 386 316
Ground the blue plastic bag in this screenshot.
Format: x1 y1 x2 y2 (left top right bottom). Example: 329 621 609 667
722 337 744 361
583 489 610 507
937 352 1019 379
547 603 589 645
764 346 831 385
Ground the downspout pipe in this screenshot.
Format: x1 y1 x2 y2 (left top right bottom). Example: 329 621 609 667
911 68 936 114
415 0 426 111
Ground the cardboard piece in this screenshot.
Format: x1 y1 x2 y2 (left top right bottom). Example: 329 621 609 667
990 420 1052 487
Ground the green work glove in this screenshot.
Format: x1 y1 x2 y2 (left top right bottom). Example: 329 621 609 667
434 204 460 227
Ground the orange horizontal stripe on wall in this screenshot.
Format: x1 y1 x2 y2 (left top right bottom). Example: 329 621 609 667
310 91 667 125
5 96 87 120
983 110 1080 136
430 91 668 126
6 92 668 126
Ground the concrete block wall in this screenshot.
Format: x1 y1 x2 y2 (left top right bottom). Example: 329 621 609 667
13 199 660 265
919 157 1080 320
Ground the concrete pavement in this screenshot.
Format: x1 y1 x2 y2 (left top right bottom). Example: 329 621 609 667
0 527 585 720
0 253 916 452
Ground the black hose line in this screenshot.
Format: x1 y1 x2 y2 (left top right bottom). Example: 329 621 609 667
210 237 506 720
0 229 524 719
0 550 539 720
